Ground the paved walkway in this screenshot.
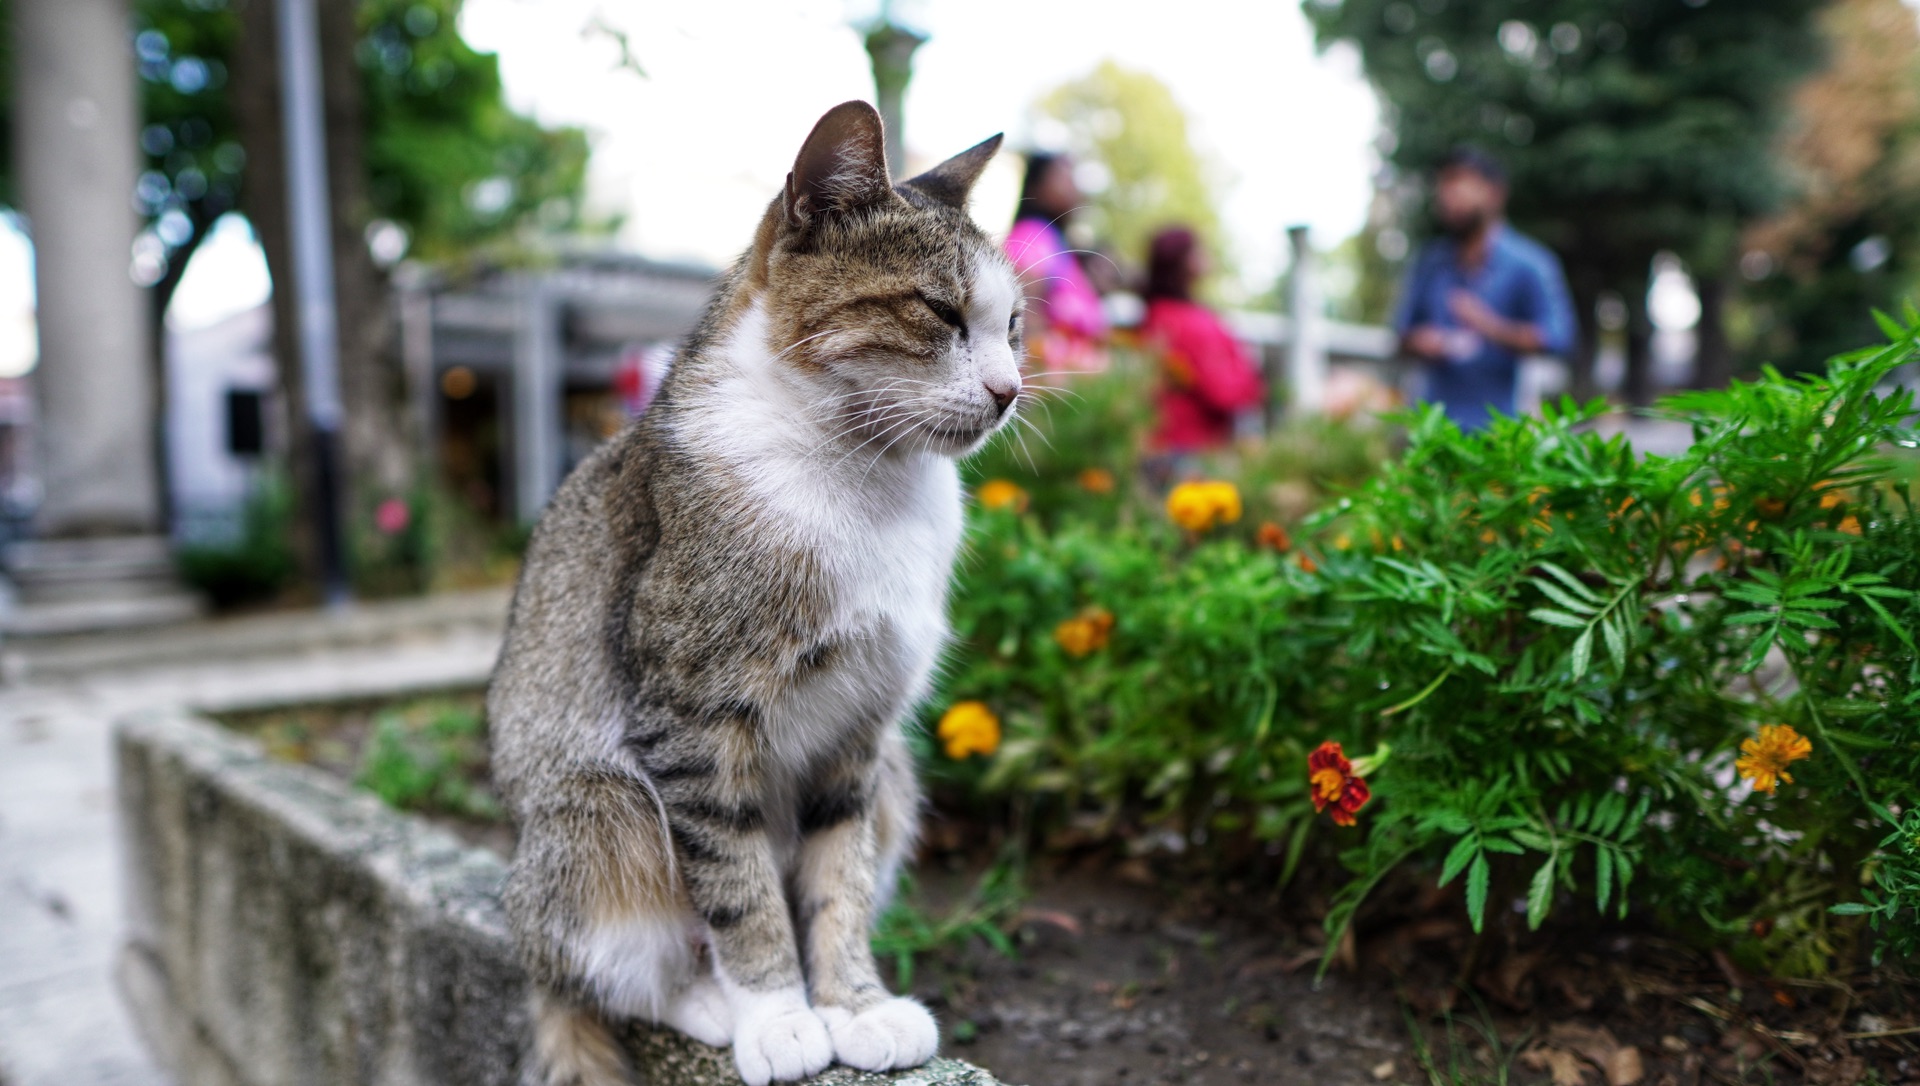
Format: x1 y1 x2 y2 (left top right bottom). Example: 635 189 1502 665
0 591 508 1086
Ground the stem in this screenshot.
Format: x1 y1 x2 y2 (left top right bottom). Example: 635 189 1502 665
1381 667 1454 717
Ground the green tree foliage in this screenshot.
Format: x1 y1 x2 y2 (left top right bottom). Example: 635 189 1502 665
1035 60 1227 291
355 0 589 265
1304 0 1824 397
1742 0 1920 370
0 0 588 296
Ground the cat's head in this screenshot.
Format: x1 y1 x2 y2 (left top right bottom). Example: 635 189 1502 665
743 101 1024 459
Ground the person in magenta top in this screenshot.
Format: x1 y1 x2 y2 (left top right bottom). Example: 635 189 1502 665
1139 227 1265 454
1006 152 1108 370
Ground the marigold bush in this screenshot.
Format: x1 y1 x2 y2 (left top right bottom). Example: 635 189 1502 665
933 321 1920 974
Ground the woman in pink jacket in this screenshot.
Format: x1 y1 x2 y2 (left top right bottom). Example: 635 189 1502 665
1006 152 1108 371
1139 226 1265 459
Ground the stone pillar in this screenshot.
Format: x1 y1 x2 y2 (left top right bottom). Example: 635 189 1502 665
12 0 161 536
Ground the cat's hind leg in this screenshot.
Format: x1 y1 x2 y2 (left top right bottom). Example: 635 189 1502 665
505 764 694 1084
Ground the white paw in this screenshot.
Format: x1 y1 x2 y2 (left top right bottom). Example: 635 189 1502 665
660 976 732 1048
730 992 832 1086
817 997 939 1072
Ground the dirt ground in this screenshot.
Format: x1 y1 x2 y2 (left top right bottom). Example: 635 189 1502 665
216 701 1920 1086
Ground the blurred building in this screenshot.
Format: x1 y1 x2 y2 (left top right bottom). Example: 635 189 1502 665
419 253 714 522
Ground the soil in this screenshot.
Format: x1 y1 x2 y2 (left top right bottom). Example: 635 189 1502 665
213 697 1920 1086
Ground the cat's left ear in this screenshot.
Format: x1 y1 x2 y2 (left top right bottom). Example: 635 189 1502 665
784 101 894 228
901 133 1004 210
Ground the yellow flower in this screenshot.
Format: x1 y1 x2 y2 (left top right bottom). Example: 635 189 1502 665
1078 467 1117 495
1053 606 1115 658
937 701 1001 759
976 479 1028 513
1165 480 1242 533
1736 724 1812 794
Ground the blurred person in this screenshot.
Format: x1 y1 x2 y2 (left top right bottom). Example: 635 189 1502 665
1395 146 1575 430
1007 152 1108 369
1140 226 1265 474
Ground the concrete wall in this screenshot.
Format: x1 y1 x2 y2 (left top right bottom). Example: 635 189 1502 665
115 709 1005 1086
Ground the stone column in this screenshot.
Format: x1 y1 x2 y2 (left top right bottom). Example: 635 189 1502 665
12 0 161 536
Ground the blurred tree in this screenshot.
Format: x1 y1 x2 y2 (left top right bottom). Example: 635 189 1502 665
1740 0 1920 372
1 0 589 586
1035 60 1227 294
1306 0 1824 401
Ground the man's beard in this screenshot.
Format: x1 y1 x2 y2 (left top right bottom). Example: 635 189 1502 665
1440 210 1489 240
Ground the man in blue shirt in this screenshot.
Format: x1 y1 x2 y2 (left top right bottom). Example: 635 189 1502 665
1394 147 1577 430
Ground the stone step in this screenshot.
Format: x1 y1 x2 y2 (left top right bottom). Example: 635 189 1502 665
4 535 178 589
0 534 203 638
0 590 202 638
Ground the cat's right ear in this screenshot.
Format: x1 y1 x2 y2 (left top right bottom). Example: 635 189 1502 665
784 101 892 229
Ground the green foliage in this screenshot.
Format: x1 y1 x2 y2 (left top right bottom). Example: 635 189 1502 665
940 320 1920 974
176 474 298 608
354 698 498 820
1034 61 1228 290
871 861 1025 991
357 0 592 263
1832 804 1920 966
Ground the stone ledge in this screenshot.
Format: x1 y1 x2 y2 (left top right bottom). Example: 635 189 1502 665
114 708 1011 1086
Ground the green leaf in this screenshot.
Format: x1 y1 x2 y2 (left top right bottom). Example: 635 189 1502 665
1527 858 1556 930
1873 308 1906 341
1535 561 1604 604
1440 835 1479 886
1482 835 1526 855
1595 846 1614 912
1532 579 1599 615
1467 854 1491 933
1601 614 1627 672
1511 828 1554 852
1571 629 1594 679
1528 608 1589 630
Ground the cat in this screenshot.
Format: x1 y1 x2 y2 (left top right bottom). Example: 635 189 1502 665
487 100 1023 1086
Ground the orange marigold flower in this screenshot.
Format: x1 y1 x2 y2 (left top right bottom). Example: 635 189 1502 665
937 701 1001 759
1166 481 1242 533
1838 515 1862 535
1053 606 1115 658
977 479 1029 513
1297 552 1319 574
1736 724 1812 794
1257 521 1292 553
1308 740 1371 826
1078 467 1117 495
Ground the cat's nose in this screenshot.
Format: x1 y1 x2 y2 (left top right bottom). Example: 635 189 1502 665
985 379 1020 414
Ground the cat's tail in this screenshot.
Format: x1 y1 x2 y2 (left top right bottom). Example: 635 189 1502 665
526 990 631 1086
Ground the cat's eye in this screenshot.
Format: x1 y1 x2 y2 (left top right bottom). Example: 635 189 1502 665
1008 312 1020 335
918 292 966 335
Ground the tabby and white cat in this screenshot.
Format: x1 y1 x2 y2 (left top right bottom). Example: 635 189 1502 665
487 101 1023 1086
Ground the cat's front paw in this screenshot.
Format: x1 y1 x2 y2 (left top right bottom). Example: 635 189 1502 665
730 991 832 1086
817 997 939 1073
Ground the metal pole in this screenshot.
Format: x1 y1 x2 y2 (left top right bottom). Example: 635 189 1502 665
275 0 349 606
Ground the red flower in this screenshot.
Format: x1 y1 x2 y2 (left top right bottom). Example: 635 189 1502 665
1308 741 1371 826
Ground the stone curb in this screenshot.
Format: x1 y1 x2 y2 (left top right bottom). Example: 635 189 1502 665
114 708 1011 1086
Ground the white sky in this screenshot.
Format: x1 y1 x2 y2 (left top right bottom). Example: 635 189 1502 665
457 0 1379 291
0 0 1380 374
